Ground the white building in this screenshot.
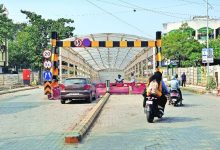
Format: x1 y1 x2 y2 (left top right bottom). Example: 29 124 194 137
163 16 220 42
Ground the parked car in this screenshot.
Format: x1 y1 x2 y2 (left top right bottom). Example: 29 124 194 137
60 77 96 104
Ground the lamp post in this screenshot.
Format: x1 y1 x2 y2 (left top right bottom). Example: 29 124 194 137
206 0 209 85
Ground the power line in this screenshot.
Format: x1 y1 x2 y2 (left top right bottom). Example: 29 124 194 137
176 0 204 5
98 0 196 18
95 0 136 9
202 0 214 9
119 0 189 19
86 0 154 38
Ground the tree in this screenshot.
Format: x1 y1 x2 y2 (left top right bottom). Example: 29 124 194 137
8 26 35 70
0 4 14 44
209 36 220 59
20 10 75 68
19 10 75 82
162 24 203 67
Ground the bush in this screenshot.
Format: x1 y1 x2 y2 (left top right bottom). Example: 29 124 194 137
206 76 217 90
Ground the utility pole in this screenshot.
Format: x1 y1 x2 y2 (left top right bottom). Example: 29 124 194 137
206 0 209 85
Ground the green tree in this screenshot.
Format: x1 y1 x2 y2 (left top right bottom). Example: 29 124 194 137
209 36 220 59
162 24 203 67
20 10 74 68
0 4 14 43
8 26 35 70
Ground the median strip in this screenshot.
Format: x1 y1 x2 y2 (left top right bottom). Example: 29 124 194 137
65 93 110 144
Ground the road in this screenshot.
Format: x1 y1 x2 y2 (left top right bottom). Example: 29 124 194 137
1 89 220 150
75 92 220 150
0 88 96 150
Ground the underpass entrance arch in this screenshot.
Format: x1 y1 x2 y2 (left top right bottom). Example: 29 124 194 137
44 32 162 95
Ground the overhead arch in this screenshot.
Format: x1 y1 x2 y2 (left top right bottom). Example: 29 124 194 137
61 33 153 71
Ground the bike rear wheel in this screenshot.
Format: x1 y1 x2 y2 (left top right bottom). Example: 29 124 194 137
146 110 154 123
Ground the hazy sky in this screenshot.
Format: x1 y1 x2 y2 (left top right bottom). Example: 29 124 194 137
1 0 220 38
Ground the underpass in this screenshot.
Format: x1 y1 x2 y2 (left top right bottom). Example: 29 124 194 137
1 31 220 150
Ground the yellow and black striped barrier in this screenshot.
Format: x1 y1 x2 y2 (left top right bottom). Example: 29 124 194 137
155 31 162 68
44 81 52 95
55 40 158 48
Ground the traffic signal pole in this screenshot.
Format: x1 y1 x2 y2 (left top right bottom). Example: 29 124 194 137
51 32 59 82
155 31 162 71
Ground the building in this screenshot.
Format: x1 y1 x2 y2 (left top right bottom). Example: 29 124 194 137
163 16 220 42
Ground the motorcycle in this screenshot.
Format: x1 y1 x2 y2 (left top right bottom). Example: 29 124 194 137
169 90 182 106
144 96 164 123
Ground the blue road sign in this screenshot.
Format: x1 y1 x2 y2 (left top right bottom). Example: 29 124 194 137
43 71 52 81
82 38 91 47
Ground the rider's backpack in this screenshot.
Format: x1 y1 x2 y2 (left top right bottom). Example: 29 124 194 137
147 80 159 97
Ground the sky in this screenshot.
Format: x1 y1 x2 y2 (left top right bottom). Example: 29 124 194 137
1 0 220 39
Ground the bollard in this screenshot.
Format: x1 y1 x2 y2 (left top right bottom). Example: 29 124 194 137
106 80 110 93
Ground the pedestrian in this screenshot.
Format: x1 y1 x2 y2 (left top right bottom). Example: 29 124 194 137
217 83 220 96
130 72 136 86
181 72 186 87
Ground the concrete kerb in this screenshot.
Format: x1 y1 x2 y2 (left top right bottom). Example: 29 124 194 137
0 86 39 95
65 93 110 144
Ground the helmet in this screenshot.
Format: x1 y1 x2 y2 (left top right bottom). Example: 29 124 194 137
175 74 178 78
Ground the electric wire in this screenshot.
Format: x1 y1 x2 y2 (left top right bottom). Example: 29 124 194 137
86 0 154 38
98 0 196 18
119 0 189 19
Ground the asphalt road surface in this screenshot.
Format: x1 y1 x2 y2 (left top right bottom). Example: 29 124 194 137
0 88 96 150
74 92 220 150
1 89 220 150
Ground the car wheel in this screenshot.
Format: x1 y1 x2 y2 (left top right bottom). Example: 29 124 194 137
87 93 92 103
61 99 66 104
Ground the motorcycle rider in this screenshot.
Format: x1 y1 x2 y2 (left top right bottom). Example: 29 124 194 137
143 71 169 115
115 74 124 83
170 74 183 101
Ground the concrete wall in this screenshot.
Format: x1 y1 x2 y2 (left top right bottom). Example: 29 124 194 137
163 65 220 87
0 72 39 86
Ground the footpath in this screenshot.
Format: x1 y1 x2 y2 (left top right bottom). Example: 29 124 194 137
182 84 220 97
182 85 206 94
0 86 39 95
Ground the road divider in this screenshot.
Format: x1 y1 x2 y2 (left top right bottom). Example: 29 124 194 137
65 93 110 144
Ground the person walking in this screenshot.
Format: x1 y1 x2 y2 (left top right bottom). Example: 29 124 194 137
130 72 136 86
181 72 186 87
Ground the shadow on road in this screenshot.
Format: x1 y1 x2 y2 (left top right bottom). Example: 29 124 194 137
65 99 99 105
157 116 201 123
180 103 201 107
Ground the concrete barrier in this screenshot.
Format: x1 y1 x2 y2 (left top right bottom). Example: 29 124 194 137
65 93 110 144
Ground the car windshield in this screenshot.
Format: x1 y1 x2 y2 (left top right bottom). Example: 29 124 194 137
64 78 87 85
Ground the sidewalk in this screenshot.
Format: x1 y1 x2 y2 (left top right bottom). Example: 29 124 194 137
0 86 39 95
182 84 218 95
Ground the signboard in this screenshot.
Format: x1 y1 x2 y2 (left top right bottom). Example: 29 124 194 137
202 48 214 63
43 71 52 81
43 60 52 69
74 39 83 47
82 38 91 47
43 50 52 59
